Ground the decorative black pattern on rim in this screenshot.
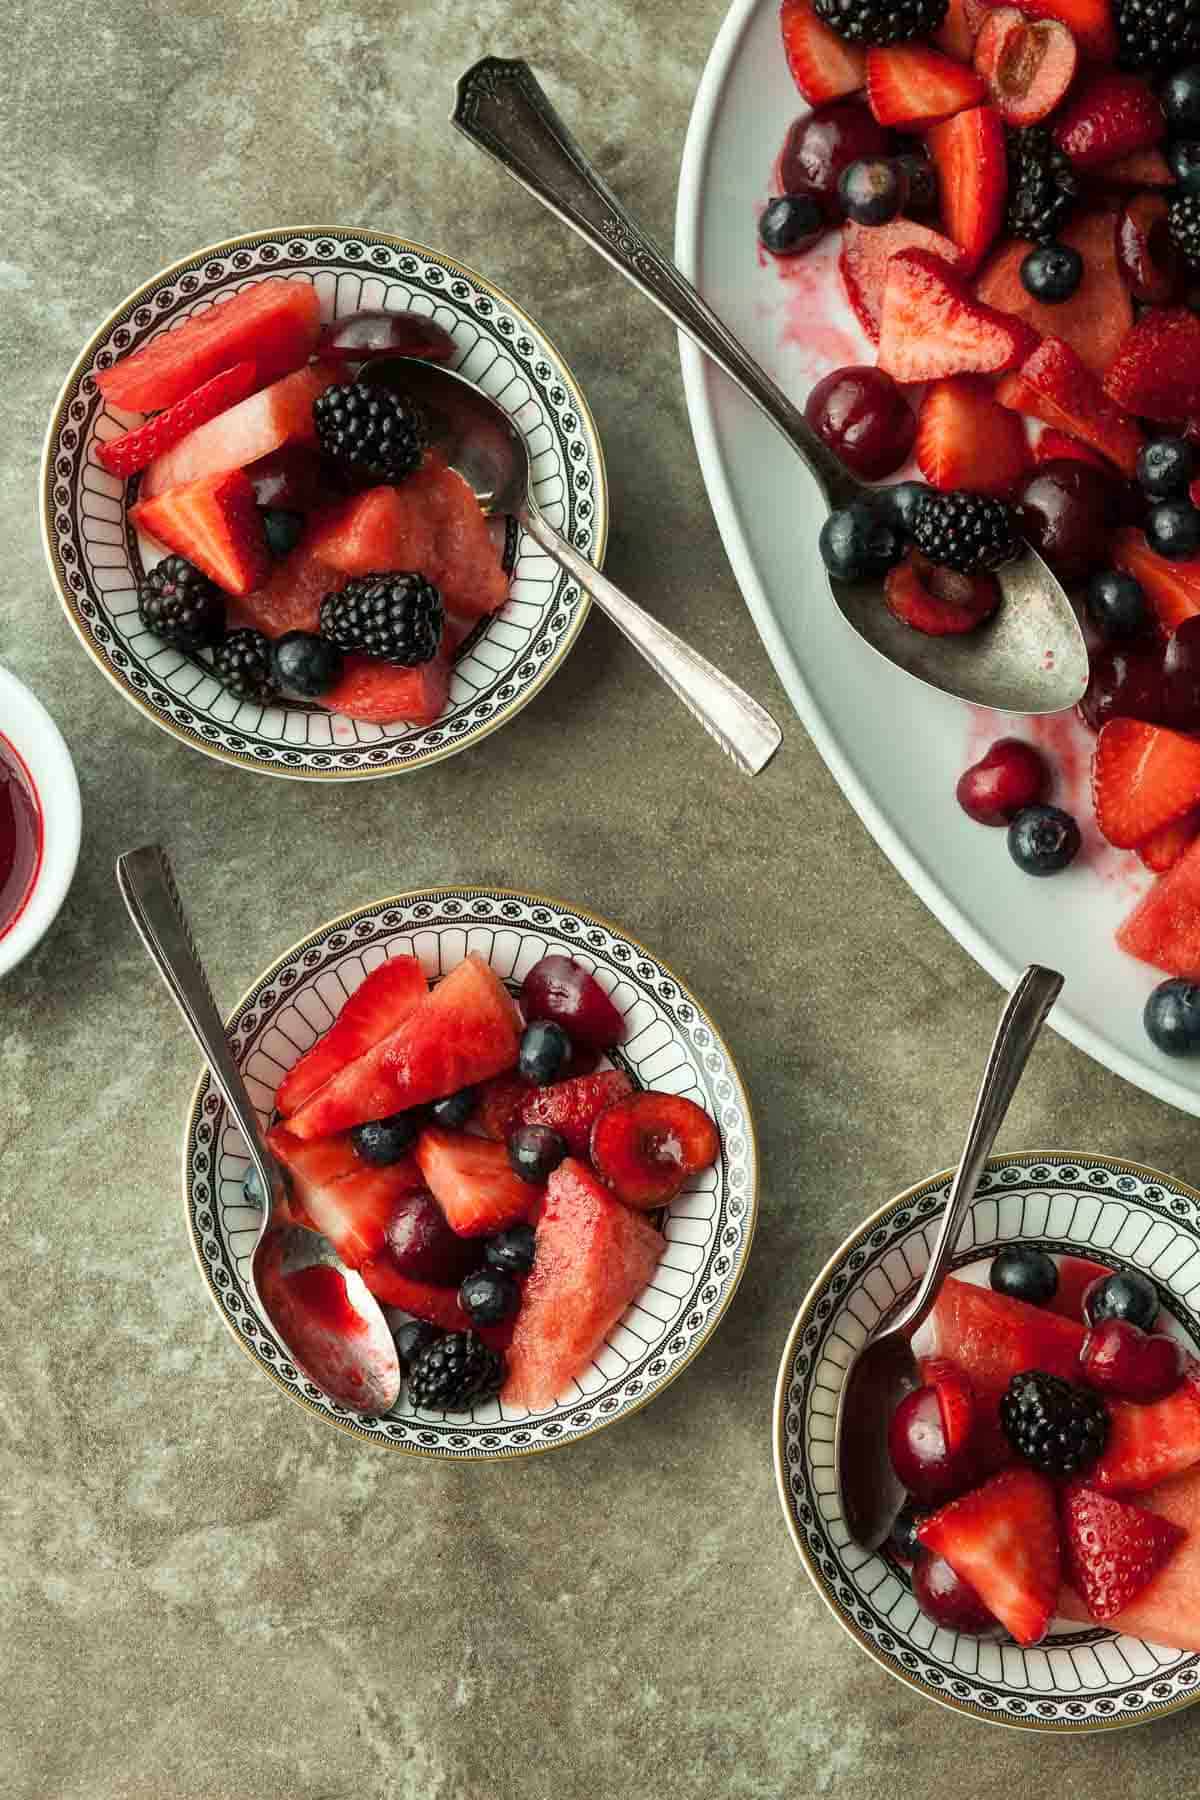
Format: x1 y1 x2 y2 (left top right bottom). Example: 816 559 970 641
776 1157 1200 1730
42 232 607 779
182 890 757 1456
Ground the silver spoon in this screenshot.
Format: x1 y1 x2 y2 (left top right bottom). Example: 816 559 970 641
452 58 1089 717
834 964 1062 1551
116 844 401 1415
364 368 780 776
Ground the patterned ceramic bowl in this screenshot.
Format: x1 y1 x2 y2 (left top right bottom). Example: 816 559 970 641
182 887 757 1455
774 1155 1200 1732
41 230 606 779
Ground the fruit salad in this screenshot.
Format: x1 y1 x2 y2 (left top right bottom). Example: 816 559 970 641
882 1246 1200 1650
95 279 510 725
767 1 1200 1052
258 948 720 1414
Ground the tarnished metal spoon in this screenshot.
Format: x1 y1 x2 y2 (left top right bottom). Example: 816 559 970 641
452 56 1089 716
116 844 401 1415
836 964 1063 1551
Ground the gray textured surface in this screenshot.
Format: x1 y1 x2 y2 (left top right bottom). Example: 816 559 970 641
4 3 1200 1794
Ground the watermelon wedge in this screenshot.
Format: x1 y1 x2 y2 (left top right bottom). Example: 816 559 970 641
1117 831 1200 979
315 646 452 726
140 362 339 499
97 278 321 414
286 953 521 1141
1089 1359 1200 1494
275 953 427 1118
974 209 1132 379
130 468 269 597
1058 1464 1200 1649
927 1276 1086 1404
235 536 346 639
502 1159 665 1411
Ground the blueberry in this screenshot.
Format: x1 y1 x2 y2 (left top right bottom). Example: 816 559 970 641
393 1319 442 1368
459 1267 521 1326
1020 243 1083 303
888 1505 928 1562
1085 568 1148 640
758 194 824 256
1084 1269 1159 1332
1144 977 1200 1056
485 1225 536 1276
1162 66 1200 135
1007 804 1081 876
352 1110 420 1165
1137 436 1195 499
819 503 905 583
838 158 906 226
272 630 343 697
261 508 305 556
896 152 937 218
1146 498 1200 560
507 1123 568 1184
876 480 932 537
990 1245 1059 1307
518 1020 571 1085
242 1165 265 1208
430 1086 477 1129
1169 140 1200 195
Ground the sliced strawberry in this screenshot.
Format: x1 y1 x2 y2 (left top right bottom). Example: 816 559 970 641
917 1468 1060 1646
926 104 1008 272
276 953 427 1118
472 1073 531 1141
1062 1484 1186 1623
1118 831 1200 976
364 1269 514 1350
518 1069 635 1158
1054 70 1165 170
877 248 1036 382
265 1127 425 1268
1089 1360 1200 1493
1092 719 1200 849
95 362 259 478
884 551 1001 634
1104 308 1200 424
936 0 982 61
915 374 1030 495
866 45 986 127
1139 810 1200 873
973 8 1076 127
1034 428 1110 469
1112 528 1200 635
415 1126 536 1236
996 336 1143 474
839 218 965 341
974 208 1132 378
140 362 339 499
1099 145 1173 187
780 0 866 104
130 468 269 598
998 0 1116 59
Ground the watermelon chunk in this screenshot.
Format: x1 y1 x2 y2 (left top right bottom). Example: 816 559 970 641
974 209 1132 378
307 483 438 577
315 646 452 726
130 468 269 597
927 1275 1086 1402
414 1126 536 1236
1058 1463 1200 1650
502 1159 665 1411
234 537 346 639
97 278 321 414
1090 1359 1200 1493
276 953 427 1118
287 953 521 1141
1117 831 1200 978
140 362 339 499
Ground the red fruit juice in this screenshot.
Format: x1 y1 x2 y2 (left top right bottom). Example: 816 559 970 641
0 730 42 942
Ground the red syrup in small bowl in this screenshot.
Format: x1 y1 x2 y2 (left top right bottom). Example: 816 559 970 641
0 730 43 942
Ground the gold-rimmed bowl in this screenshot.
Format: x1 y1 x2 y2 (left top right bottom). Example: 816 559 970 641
41 229 606 779
774 1154 1200 1732
182 886 757 1456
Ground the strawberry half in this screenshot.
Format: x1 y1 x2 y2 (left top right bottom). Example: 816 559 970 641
866 45 986 127
1034 429 1110 469
265 1127 426 1269
1139 810 1200 874
915 374 1030 495
415 1126 537 1236
926 104 1007 273
275 953 427 1118
1053 70 1166 170
884 551 1001 633
877 248 1036 382
1092 718 1200 849
1062 1484 1187 1623
917 1467 1061 1646
973 8 1077 127
974 208 1132 378
1104 308 1200 424
780 0 865 104
518 1069 634 1158
95 362 258 478
129 468 270 597
1112 528 1200 635
839 218 965 341
996 336 1143 474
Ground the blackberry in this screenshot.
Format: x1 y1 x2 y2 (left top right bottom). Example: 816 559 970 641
1005 126 1077 244
999 1370 1110 1477
912 491 1019 573
313 381 427 482
320 573 444 666
1114 0 1200 70
407 1330 505 1412
1169 191 1200 269
813 0 948 46
211 629 276 702
137 556 225 653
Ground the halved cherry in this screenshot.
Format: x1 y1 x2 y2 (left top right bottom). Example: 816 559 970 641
589 1092 720 1209
973 7 1077 127
884 552 1000 637
1116 193 1182 306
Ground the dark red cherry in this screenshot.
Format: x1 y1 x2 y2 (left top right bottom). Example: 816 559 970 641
1117 194 1182 306
381 1190 478 1285
245 446 329 512
956 738 1049 825
912 1554 998 1635
1080 617 1200 732
317 309 456 365
779 102 893 217
804 366 916 480
1016 461 1121 583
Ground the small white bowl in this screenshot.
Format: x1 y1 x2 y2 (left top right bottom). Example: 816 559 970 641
0 666 81 978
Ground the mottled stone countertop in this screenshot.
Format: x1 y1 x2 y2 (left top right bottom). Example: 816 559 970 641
4 2 1199 1794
